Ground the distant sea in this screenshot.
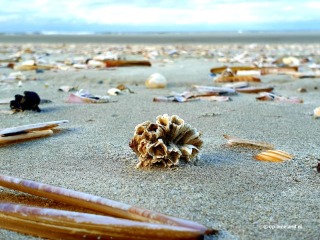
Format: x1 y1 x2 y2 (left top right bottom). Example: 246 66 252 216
1 32 320 44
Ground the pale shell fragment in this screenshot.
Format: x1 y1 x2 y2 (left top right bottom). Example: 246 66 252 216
145 73 167 89
254 150 293 162
107 88 122 96
223 135 274 149
313 106 320 119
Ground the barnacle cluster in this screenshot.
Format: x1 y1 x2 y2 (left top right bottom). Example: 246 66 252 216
129 114 203 168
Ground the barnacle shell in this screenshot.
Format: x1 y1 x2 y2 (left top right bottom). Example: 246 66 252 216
129 114 203 168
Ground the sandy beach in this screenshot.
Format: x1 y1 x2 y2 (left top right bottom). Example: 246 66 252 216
0 35 320 239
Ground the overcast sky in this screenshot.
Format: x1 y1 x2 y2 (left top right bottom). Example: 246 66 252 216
1 0 320 33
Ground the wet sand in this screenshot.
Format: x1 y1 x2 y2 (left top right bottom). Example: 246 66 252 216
0 37 320 239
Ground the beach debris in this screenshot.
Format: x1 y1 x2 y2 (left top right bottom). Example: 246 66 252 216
215 68 261 83
14 60 56 71
153 90 231 103
223 135 274 149
107 88 122 96
58 85 78 92
273 56 300 66
0 120 68 145
7 71 26 81
210 66 298 76
222 81 249 89
316 161 320 173
129 114 203 168
105 60 151 67
260 66 298 75
254 150 293 162
236 86 274 94
297 88 307 93
10 91 41 112
291 71 320 79
313 107 320 119
153 85 235 103
210 66 258 74
146 73 167 89
116 84 134 93
66 90 110 103
256 92 303 103
0 174 215 239
190 85 236 95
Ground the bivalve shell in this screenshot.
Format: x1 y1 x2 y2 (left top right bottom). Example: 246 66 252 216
254 150 293 162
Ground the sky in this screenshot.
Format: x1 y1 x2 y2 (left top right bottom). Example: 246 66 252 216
1 0 320 33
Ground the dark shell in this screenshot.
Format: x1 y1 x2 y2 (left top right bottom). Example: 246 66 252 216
10 91 41 112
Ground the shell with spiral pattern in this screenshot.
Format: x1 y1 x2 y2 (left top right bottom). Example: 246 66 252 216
129 114 203 168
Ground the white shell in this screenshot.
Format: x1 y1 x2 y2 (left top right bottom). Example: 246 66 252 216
145 73 167 89
313 106 320 119
129 114 202 168
107 88 122 96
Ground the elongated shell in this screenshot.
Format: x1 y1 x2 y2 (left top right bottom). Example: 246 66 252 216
129 114 202 168
145 73 167 89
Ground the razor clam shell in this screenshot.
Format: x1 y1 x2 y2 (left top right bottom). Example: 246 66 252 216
223 135 274 149
0 130 54 145
0 120 68 136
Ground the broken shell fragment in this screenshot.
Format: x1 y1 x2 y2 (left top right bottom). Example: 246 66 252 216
145 73 167 89
254 150 293 162
107 88 122 96
129 114 203 168
313 107 320 119
223 135 274 149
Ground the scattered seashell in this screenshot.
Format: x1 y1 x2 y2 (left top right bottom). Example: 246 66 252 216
145 73 167 89
66 90 110 103
0 120 68 145
7 71 26 81
129 114 203 168
236 86 274 94
215 75 261 83
10 91 41 112
190 85 236 95
291 72 320 79
210 66 258 74
223 135 274 149
0 174 214 237
313 106 320 119
222 81 249 89
107 88 122 96
260 66 298 75
297 88 307 93
256 92 303 103
254 150 293 162
86 59 105 68
236 70 261 76
105 60 151 67
0 120 69 136
116 84 134 93
58 85 77 92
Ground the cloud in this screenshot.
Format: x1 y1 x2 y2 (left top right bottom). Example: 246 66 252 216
0 0 319 32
